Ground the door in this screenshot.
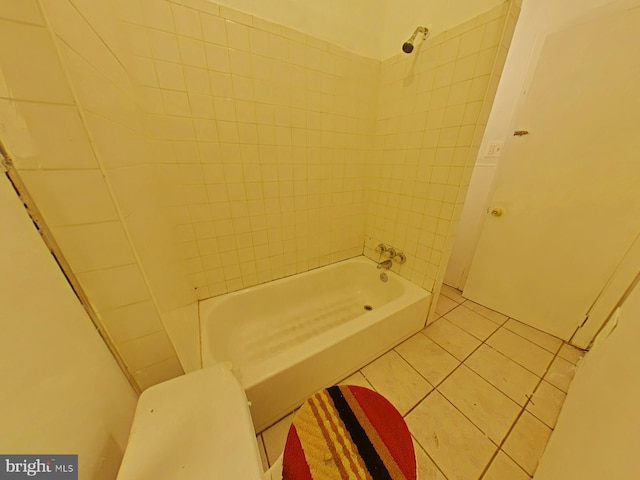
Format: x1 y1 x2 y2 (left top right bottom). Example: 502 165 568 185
463 7 640 340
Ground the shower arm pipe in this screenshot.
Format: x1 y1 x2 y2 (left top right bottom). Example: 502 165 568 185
406 26 429 45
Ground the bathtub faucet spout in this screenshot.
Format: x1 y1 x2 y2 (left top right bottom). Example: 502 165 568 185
377 259 393 269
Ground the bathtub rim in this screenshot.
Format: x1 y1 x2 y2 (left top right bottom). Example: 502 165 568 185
198 255 425 315
198 255 431 387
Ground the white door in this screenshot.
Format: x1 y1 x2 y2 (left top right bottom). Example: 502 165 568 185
463 7 640 341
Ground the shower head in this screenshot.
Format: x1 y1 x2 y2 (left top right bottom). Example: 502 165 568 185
402 26 429 54
402 42 414 54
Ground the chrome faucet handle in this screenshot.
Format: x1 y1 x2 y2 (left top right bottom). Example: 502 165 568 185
393 252 407 264
383 247 396 258
374 243 387 255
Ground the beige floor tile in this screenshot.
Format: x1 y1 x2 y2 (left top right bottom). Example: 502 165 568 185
412 436 447 480
441 284 466 303
445 305 501 341
526 380 566 428
361 350 432 415
257 434 269 470
486 328 554 376
395 333 460 386
339 371 374 390
465 344 540 406
406 392 496 480
262 411 295 465
504 319 563 353
435 294 459 316
438 365 521 444
544 356 577 393
482 451 531 480
462 300 508 325
503 411 552 476
423 318 482 361
557 343 585 365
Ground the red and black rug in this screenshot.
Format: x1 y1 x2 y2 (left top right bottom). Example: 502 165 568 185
282 385 416 480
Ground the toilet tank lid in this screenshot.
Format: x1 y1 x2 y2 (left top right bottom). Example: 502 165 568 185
116 364 263 480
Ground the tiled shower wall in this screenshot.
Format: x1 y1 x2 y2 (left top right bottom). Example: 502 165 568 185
0 0 190 389
364 3 519 301
120 0 379 299
0 0 517 388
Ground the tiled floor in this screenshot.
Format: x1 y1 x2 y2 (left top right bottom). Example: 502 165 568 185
256 285 585 479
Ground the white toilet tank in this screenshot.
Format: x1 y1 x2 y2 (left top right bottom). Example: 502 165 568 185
116 364 264 480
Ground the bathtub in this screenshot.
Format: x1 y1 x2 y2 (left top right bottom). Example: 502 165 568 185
199 256 431 432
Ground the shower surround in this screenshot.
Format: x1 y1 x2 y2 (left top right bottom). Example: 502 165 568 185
0 0 518 388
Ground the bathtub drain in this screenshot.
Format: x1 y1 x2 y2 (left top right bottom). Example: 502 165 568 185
364 305 373 311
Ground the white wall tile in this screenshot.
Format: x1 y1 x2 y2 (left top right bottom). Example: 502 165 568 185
118 330 177 371
0 0 44 24
52 221 135 273
20 169 119 227
83 113 151 169
178 37 207 68
155 60 187 90
77 264 150 312
365 4 512 298
8 0 515 391
0 20 73 103
142 0 174 32
172 3 203 39
134 356 184 390
100 300 164 343
200 13 227 45
2 103 97 170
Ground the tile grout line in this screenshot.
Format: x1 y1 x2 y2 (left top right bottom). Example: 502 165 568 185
426 312 573 477
399 313 505 479
404 301 560 479
338 365 448 477
369 294 570 478
475 340 565 480
439 301 565 376
261 294 567 477
451 292 570 356
443 296 509 327
400 304 511 416
412 430 451 480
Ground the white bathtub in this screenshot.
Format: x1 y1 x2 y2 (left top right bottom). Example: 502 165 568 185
199 256 431 432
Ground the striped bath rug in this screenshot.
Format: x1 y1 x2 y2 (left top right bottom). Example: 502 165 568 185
282 385 416 480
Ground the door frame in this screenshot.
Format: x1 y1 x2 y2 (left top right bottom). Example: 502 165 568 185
571 231 640 349
450 0 637 293
450 0 639 348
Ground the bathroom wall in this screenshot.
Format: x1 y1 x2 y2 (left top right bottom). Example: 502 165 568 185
120 0 378 299
0 0 188 388
364 2 519 306
0 172 136 479
209 0 506 60
378 0 509 60
207 0 380 59
123 0 517 303
0 0 518 388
